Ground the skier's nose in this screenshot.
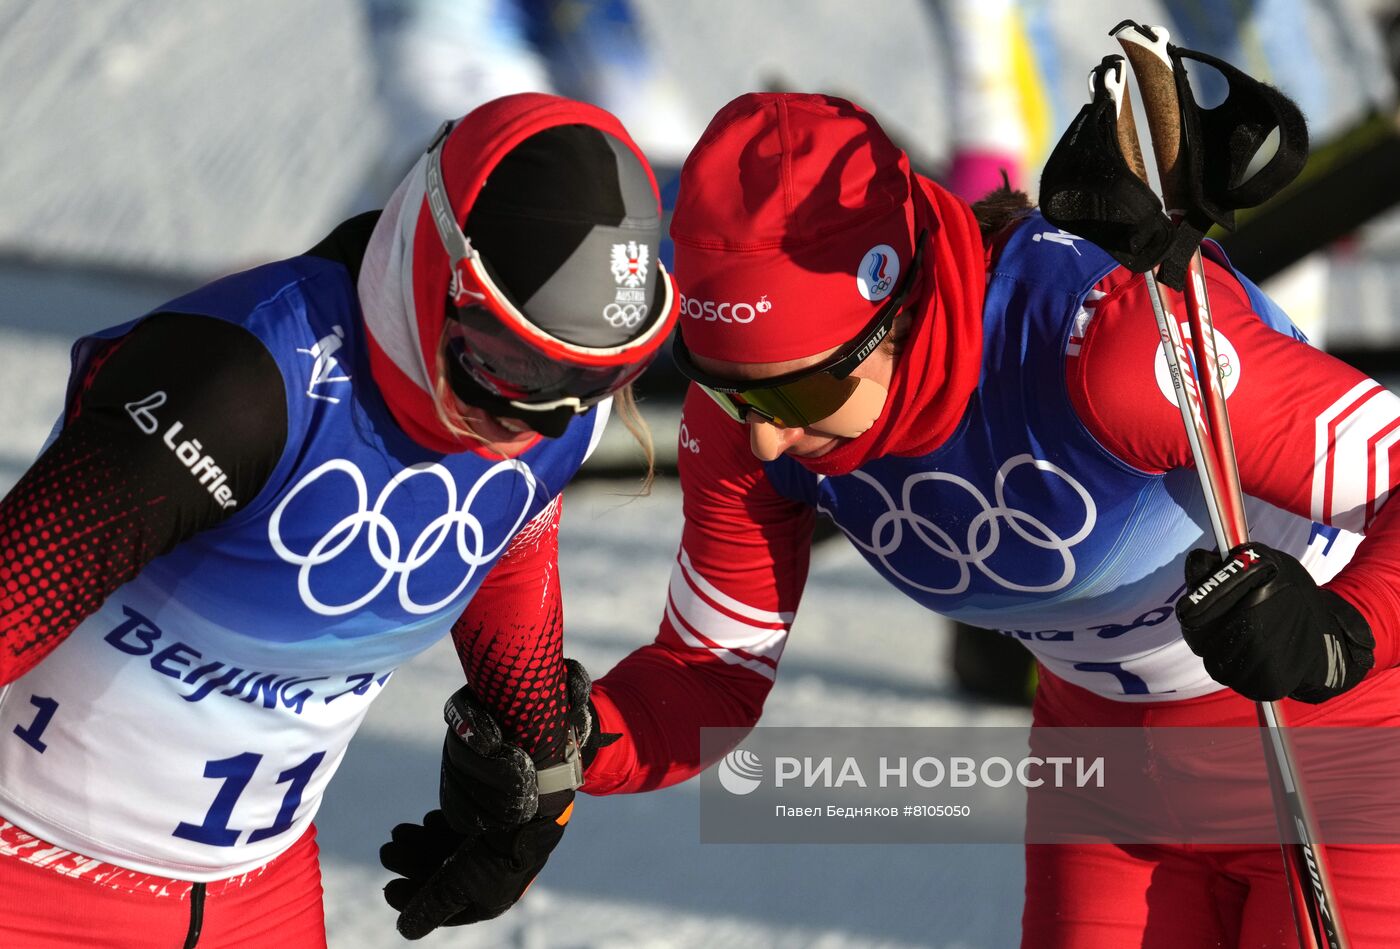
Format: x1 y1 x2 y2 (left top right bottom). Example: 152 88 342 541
748 419 805 461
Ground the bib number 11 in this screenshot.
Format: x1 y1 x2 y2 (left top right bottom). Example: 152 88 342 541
174 750 326 847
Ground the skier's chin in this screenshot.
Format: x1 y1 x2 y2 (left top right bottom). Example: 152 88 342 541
459 407 541 455
789 434 847 458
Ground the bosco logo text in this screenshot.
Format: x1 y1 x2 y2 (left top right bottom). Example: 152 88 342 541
680 293 771 324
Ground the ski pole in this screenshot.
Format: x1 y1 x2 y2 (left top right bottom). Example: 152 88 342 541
1113 22 1248 543
1091 55 1238 559
1111 21 1348 949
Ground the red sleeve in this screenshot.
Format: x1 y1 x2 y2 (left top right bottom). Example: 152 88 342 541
0 315 286 684
584 387 815 795
1068 259 1400 670
450 495 573 765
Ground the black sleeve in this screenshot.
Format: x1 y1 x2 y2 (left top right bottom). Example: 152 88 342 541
0 313 287 683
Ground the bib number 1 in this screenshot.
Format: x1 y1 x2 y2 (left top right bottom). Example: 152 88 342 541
1072 660 1151 695
12 695 60 753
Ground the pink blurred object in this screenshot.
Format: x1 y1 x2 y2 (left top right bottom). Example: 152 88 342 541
944 149 1023 203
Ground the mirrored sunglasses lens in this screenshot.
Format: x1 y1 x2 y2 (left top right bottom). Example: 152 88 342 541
736 374 861 429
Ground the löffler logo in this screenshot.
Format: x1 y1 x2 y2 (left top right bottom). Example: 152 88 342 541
124 390 239 509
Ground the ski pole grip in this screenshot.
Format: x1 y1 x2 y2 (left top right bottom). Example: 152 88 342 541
1113 21 1186 212
1114 80 1149 186
1090 55 1150 189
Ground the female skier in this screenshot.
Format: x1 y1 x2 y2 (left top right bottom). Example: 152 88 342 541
573 92 1400 947
0 92 676 947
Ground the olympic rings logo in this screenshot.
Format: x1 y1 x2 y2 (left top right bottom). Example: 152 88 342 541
825 454 1097 595
268 458 537 617
603 303 648 328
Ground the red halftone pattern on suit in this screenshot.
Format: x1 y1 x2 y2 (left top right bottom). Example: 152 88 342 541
451 496 569 763
0 424 168 684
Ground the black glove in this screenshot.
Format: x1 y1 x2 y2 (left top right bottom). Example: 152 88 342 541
380 806 569 936
381 659 612 939
1175 542 1375 703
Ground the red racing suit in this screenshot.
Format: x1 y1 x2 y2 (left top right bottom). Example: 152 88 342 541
579 219 1400 946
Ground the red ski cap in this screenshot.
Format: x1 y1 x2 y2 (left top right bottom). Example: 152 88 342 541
671 93 916 364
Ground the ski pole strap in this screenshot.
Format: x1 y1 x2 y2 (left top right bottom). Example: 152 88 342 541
1039 56 1175 275
1167 44 1309 230
1042 26 1310 289
1109 20 1309 230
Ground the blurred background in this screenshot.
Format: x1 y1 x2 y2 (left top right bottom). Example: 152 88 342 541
2 1 1398 945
